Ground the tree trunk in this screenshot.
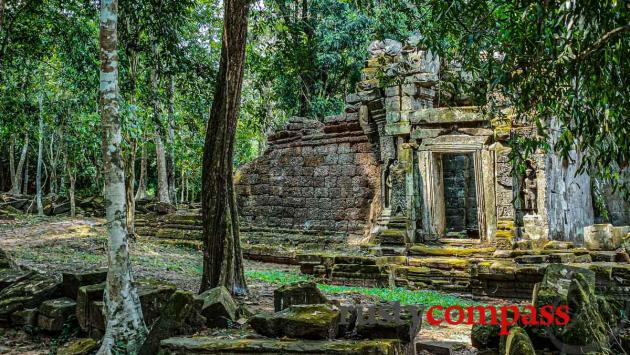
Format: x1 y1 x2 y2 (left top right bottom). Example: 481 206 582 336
97 1 147 353
10 133 28 195
23 153 29 195
124 49 139 237
135 141 148 200
149 52 170 204
69 172 76 218
124 145 136 237
154 132 170 203
180 168 185 203
200 0 249 296
36 89 44 216
9 134 15 185
167 75 176 204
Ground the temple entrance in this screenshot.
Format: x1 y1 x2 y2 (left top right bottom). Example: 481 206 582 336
441 153 479 238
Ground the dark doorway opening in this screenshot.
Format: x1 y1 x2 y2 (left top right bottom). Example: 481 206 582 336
442 153 479 238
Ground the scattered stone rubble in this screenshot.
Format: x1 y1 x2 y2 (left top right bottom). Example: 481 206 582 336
471 264 630 354
159 281 422 355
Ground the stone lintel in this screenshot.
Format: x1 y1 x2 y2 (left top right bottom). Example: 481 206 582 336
419 134 490 150
411 106 483 124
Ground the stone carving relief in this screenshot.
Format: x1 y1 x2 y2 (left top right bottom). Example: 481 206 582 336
495 152 515 219
389 160 407 216
522 160 538 214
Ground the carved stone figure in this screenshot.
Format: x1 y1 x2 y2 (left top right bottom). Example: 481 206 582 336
523 166 537 214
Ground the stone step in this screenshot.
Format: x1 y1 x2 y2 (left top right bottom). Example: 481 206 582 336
408 244 495 257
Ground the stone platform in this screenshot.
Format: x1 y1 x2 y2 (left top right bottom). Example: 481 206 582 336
299 240 630 300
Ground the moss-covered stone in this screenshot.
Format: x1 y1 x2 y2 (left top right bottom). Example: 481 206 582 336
61 268 107 299
500 327 535 355
0 269 33 292
409 244 495 257
158 337 403 354
353 303 422 344
139 290 206 355
0 273 61 321
407 257 470 270
57 338 98 355
194 286 237 328
559 273 612 354
38 297 77 332
533 264 595 307
250 304 340 340
76 282 104 332
274 281 328 312
471 323 501 350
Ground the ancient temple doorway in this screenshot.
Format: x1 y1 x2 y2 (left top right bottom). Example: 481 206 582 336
441 153 480 238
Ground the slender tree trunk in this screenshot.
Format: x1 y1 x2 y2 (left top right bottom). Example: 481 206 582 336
10 133 28 195
9 134 15 185
149 51 170 204
180 168 185 203
124 49 139 237
69 172 76 218
154 132 170 203
36 89 44 216
166 75 176 204
124 144 136 237
23 153 29 195
97 1 147 353
200 0 249 296
135 141 148 200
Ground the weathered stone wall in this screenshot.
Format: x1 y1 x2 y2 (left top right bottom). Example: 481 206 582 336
235 115 379 240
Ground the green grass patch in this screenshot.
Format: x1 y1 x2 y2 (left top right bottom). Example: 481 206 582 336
245 270 480 308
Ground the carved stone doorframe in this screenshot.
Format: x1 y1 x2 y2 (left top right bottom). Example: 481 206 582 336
417 134 496 242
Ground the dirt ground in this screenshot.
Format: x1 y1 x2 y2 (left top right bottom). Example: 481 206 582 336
0 216 479 354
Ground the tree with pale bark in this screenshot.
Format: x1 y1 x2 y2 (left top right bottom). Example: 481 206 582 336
97 0 147 352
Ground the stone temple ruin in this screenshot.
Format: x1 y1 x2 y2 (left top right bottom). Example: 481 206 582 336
138 38 630 301
235 38 629 252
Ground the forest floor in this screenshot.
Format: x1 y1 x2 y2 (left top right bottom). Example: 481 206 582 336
0 215 478 354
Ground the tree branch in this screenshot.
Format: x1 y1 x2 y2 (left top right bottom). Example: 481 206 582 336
576 25 630 61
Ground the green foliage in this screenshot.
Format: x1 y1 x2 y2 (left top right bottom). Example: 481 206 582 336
247 0 413 121
399 0 630 189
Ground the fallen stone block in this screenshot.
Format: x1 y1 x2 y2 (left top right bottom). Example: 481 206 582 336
250 304 340 340
352 303 422 344
274 281 328 312
38 297 77 332
136 278 177 327
0 274 61 322
533 264 595 307
139 290 206 355
194 286 237 328
76 282 105 332
158 337 404 354
500 326 535 355
79 279 177 334
62 268 107 299
56 338 98 355
0 269 33 292
10 308 38 327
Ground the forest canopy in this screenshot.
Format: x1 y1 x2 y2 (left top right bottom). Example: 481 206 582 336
0 0 628 200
